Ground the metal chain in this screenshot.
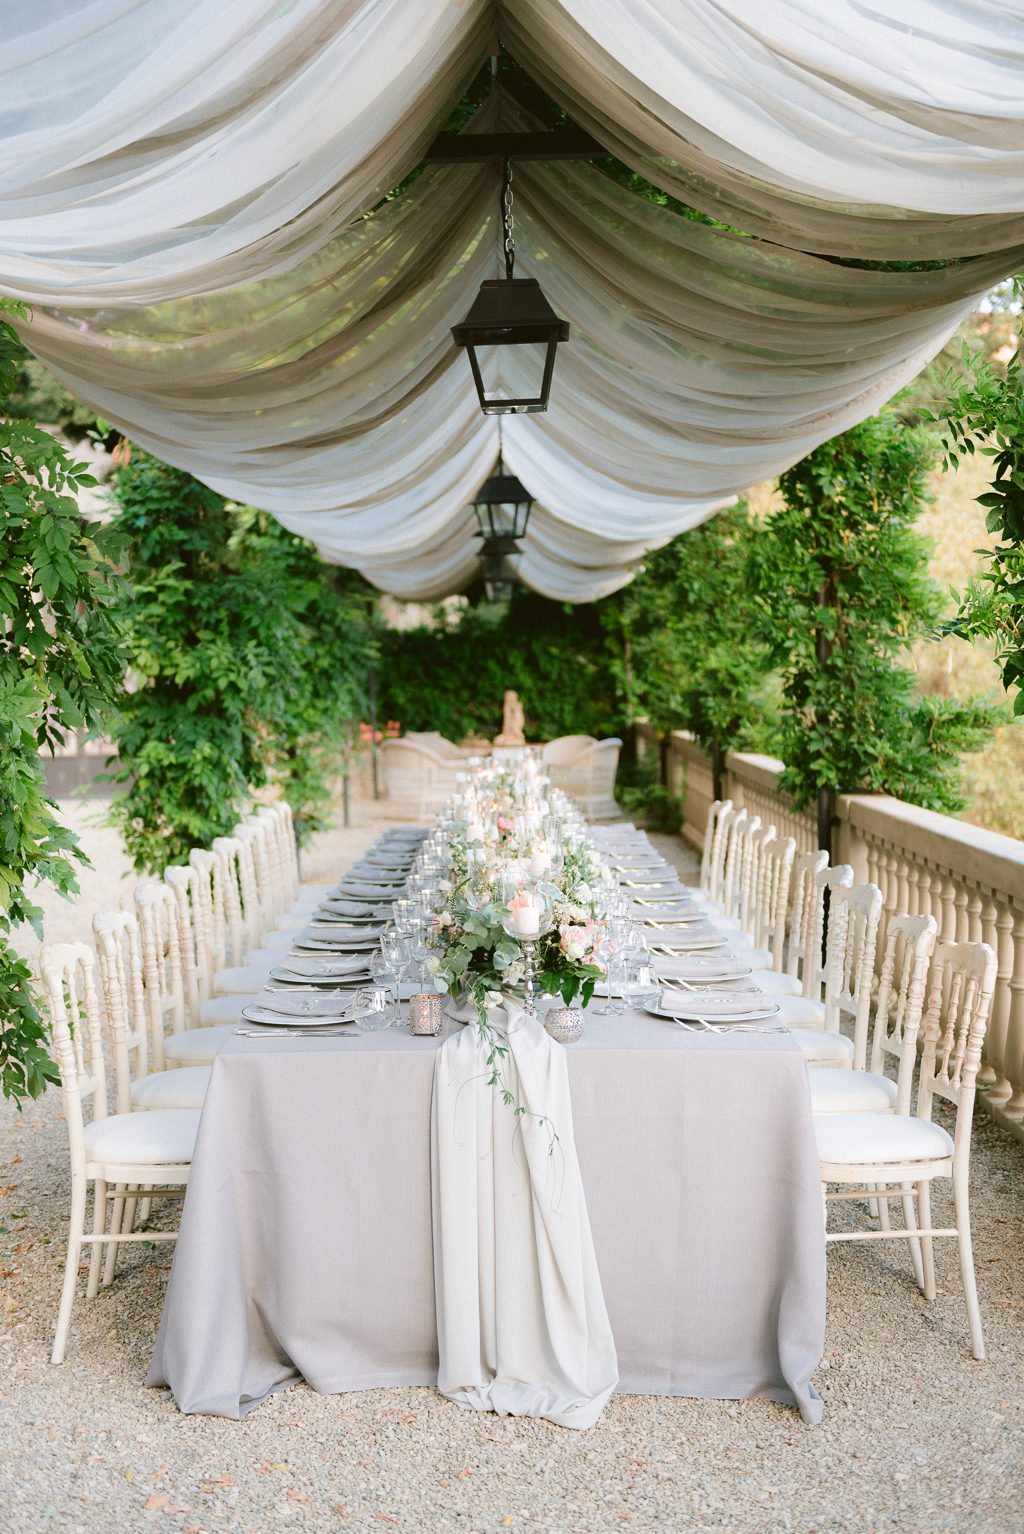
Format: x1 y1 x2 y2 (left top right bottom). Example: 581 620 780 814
502 158 515 280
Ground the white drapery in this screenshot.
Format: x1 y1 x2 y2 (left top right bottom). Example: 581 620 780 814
3 2 1024 600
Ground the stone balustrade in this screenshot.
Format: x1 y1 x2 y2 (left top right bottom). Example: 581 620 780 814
631 721 1024 1144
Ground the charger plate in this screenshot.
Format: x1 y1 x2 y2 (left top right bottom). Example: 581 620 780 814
240 1004 356 1028
646 992 780 1023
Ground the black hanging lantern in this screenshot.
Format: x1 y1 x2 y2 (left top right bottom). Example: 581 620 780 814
451 161 569 415
472 449 532 601
471 466 533 552
480 548 519 605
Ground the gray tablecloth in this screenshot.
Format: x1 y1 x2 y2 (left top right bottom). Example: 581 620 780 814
148 1008 825 1422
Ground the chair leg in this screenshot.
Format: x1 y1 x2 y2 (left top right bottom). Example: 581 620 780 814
953 1167 985 1361
877 1183 891 1232
917 1180 936 1301
900 1181 925 1292
102 1187 126 1288
86 1179 106 1300
52 1173 87 1365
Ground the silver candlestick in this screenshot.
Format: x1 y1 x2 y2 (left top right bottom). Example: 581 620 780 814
522 939 537 1020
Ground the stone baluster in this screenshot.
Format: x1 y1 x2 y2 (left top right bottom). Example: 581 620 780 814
966 888 983 944
1002 903 1024 1123
953 881 969 943
982 897 1016 1107
894 849 910 920
938 873 958 941
906 859 922 917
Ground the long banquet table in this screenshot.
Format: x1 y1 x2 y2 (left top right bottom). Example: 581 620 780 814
149 1002 826 1424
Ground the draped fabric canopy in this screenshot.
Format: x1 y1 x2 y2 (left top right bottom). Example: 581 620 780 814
3 1 1024 600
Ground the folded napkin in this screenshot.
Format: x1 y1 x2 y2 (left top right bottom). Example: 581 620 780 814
645 926 728 950
279 954 370 978
632 904 701 924
253 991 359 1017
654 954 752 982
657 988 773 1018
335 881 401 898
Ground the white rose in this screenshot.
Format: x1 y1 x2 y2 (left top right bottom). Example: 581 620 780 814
566 938 586 961
573 882 592 903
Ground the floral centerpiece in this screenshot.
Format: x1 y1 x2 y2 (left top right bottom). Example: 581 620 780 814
430 772 612 1021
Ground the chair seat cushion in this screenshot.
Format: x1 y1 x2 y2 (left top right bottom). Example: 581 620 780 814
84 1108 200 1166
200 992 262 1024
770 995 827 1028
164 1024 236 1064
747 970 802 997
711 914 744 934
131 1066 211 1111
214 963 278 995
810 1068 897 1115
816 1111 954 1167
724 945 774 971
241 945 294 966
251 928 304 950
792 1030 855 1065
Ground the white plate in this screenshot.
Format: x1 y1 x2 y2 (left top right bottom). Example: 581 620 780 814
240 1005 356 1027
655 957 753 982
269 967 373 986
646 931 728 952
277 956 370 977
294 939 379 953
645 993 780 1023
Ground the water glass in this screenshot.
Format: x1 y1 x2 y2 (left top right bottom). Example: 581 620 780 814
624 956 658 1011
352 986 393 1031
596 956 626 1015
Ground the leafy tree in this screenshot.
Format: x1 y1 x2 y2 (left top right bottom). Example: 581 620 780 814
107 459 377 871
601 503 777 791
1 302 126 1101
748 409 999 846
934 334 1024 712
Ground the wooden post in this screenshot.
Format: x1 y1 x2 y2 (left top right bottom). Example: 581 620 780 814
368 666 380 800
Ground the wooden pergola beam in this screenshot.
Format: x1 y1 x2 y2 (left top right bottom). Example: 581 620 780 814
422 129 607 164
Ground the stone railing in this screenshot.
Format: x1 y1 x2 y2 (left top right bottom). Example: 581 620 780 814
631 723 1024 1144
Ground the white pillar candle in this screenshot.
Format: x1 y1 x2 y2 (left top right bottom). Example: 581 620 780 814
529 850 551 879
513 904 541 937
465 821 484 844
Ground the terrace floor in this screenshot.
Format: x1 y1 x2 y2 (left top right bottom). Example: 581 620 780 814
1 791 1022 1534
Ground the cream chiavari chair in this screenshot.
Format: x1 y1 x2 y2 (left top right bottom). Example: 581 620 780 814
809 912 937 1115
816 939 997 1360
42 942 198 1365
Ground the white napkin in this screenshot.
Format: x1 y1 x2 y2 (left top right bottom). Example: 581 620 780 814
432 1002 617 1430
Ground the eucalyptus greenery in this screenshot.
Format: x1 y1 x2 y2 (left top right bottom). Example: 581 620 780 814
106 458 378 872
0 301 126 1102
748 409 999 828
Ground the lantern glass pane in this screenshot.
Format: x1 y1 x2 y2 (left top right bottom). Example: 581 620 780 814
473 341 550 412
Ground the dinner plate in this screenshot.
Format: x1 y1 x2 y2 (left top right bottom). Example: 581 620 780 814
645 934 728 952
654 956 753 983
240 1004 356 1028
277 955 371 978
249 991 361 1017
644 994 780 1023
295 932 380 944
269 967 373 986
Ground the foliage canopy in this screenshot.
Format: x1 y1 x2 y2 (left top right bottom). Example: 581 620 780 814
0 302 126 1101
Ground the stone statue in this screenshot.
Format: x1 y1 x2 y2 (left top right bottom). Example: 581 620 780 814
494 689 526 747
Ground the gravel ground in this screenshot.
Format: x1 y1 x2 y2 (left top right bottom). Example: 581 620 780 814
2 798 1023 1534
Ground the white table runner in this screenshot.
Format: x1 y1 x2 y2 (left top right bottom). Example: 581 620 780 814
432 1002 618 1430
